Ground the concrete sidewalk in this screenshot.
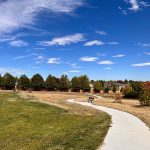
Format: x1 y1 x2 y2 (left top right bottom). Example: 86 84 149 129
67 99 150 150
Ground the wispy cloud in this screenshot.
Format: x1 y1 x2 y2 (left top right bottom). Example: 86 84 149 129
128 0 140 11
104 67 112 70
39 33 85 46
9 40 28 47
47 58 61 64
84 40 104 46
108 42 119 45
132 62 150 67
0 0 84 33
13 53 37 60
69 70 81 73
124 0 150 13
70 63 81 69
112 54 125 58
80 56 98 62
0 67 26 75
98 60 115 65
96 30 107 36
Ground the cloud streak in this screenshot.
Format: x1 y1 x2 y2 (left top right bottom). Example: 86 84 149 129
0 0 84 33
39 33 85 46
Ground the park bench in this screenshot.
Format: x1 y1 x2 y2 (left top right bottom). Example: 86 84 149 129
88 96 94 104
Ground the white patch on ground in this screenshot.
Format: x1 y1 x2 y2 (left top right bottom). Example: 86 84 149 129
67 99 150 150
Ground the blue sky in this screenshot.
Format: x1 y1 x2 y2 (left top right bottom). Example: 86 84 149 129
0 0 150 80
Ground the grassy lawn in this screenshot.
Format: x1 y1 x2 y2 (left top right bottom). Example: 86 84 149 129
0 92 111 150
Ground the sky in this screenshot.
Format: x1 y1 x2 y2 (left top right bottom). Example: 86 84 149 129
0 0 150 81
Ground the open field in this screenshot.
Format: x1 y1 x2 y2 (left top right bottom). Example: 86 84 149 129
24 91 150 129
0 91 111 150
92 96 150 128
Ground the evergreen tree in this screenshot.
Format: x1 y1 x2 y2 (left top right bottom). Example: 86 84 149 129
2 73 16 90
79 75 90 92
93 81 102 93
31 74 44 91
59 75 70 91
45 75 57 91
71 76 80 92
18 74 30 90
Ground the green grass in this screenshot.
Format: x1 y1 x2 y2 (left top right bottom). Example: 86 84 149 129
0 92 111 150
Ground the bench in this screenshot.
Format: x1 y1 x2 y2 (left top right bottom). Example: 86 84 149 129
88 96 94 104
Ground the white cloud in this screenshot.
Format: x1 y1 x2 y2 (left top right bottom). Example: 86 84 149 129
13 53 37 60
39 33 85 46
47 58 61 64
132 62 150 67
69 70 81 73
9 40 28 47
0 67 26 75
128 0 140 11
142 43 150 47
145 52 150 55
0 0 84 33
70 63 81 69
96 30 107 36
124 0 149 12
108 42 119 45
98 60 115 65
80 56 98 62
112 54 125 58
104 67 112 70
84 40 104 46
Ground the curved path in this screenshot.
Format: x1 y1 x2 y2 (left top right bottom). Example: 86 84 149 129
67 99 150 150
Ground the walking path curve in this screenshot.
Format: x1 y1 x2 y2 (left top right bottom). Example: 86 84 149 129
67 99 150 150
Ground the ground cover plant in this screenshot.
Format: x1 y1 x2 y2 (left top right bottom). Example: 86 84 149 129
0 92 111 150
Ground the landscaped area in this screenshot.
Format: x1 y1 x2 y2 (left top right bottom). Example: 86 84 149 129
0 92 111 150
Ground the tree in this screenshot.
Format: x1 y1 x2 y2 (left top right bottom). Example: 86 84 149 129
139 82 150 106
18 74 30 90
45 75 57 91
112 84 117 93
93 81 102 93
2 73 16 90
71 76 80 92
0 74 2 88
79 75 90 92
31 74 44 91
122 86 135 98
130 81 143 99
59 75 70 91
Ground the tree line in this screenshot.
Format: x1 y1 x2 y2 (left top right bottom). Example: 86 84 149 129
0 73 149 106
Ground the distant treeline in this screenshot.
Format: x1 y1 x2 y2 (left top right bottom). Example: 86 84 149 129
0 73 149 106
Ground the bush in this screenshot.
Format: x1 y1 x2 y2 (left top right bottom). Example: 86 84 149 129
122 86 137 98
139 82 150 106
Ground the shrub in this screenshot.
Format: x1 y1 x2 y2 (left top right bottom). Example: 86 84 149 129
139 82 150 106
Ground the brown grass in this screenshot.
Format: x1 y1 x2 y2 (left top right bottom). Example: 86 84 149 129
19 91 103 116
19 91 150 128
92 97 150 128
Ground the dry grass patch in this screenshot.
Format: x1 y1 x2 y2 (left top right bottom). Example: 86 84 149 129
88 97 150 128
